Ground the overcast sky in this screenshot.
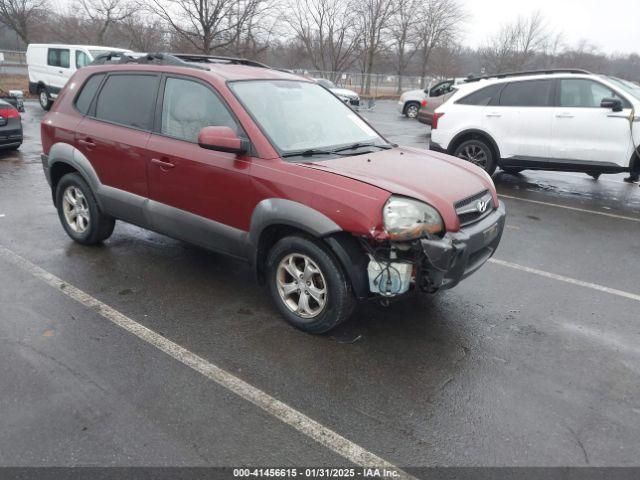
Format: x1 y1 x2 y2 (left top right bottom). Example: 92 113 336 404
460 0 640 54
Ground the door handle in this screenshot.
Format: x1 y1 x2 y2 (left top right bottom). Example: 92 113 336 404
555 113 575 118
486 113 502 118
151 158 176 170
78 138 96 149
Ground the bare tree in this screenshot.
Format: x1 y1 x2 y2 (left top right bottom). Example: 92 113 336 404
480 11 548 73
354 0 397 94
148 0 267 54
283 0 360 77
388 0 420 92
0 0 48 44
77 0 134 45
414 0 466 87
120 14 167 51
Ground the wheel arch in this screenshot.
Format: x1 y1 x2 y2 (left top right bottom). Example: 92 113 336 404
249 199 370 299
403 100 420 115
47 143 103 207
449 129 502 162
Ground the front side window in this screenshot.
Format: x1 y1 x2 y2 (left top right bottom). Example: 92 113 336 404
94 74 159 130
499 80 552 107
76 51 90 69
559 79 626 108
161 77 238 142
230 80 384 155
48 48 70 69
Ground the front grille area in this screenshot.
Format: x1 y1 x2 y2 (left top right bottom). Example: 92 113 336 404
350 98 360 106
455 190 494 227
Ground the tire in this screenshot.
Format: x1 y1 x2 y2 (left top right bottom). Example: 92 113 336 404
502 167 523 175
266 235 355 334
38 86 53 111
55 173 115 245
453 138 497 175
404 102 419 119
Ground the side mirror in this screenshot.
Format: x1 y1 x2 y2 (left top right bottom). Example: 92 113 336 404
601 98 623 112
198 126 249 155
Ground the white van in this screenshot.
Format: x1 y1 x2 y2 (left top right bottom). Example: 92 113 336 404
27 44 132 110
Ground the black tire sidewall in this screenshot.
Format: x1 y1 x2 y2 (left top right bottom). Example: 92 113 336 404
55 173 105 245
266 236 353 334
454 139 497 175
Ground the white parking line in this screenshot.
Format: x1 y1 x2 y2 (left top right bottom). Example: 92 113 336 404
0 245 412 477
489 258 640 303
498 194 640 223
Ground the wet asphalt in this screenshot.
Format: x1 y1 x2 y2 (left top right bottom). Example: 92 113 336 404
0 101 639 468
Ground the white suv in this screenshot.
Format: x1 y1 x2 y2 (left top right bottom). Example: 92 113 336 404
430 70 640 178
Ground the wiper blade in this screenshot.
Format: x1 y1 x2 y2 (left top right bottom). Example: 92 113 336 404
332 142 393 153
282 148 350 158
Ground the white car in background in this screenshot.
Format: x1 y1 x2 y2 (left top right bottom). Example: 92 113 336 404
314 78 360 108
27 44 132 110
398 77 467 118
429 69 640 178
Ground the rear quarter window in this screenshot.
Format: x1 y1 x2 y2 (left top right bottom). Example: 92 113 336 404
456 84 503 106
93 74 159 130
74 74 105 115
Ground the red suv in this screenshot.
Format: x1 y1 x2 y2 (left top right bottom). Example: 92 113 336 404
41 53 506 333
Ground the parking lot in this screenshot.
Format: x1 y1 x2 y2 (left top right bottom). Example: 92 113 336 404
1 100 639 470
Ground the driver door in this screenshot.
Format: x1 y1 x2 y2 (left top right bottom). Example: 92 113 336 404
146 75 252 257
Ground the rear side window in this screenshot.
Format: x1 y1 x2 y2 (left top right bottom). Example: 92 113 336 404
75 74 104 115
48 48 70 69
94 74 159 130
457 84 503 106
499 80 552 107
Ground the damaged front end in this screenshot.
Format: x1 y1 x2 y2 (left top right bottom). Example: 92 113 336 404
363 200 506 300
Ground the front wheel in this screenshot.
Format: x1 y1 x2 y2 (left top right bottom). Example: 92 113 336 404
404 102 419 119
266 236 355 334
55 173 115 245
454 138 497 175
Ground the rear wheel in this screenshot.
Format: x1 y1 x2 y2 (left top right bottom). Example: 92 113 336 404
404 102 419 119
55 173 115 245
454 138 497 175
38 86 52 111
266 235 355 334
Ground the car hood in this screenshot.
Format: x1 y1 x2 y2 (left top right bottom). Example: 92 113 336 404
304 146 497 230
331 87 359 98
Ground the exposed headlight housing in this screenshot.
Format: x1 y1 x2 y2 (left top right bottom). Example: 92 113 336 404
383 196 444 241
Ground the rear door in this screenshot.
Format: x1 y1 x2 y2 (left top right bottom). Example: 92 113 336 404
551 78 632 166
486 79 554 160
146 75 252 257
74 72 160 226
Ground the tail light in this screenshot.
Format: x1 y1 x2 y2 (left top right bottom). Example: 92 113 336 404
0 107 19 119
432 112 444 129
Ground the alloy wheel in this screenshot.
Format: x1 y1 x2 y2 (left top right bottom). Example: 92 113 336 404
62 186 90 233
457 143 488 168
276 253 327 319
406 105 419 118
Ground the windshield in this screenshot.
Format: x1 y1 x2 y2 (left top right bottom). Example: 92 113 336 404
605 76 640 101
230 80 385 155
88 49 112 59
315 78 336 89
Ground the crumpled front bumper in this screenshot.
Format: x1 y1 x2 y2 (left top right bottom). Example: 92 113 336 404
420 201 506 290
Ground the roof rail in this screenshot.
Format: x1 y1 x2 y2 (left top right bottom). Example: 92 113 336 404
90 52 209 70
465 68 591 83
172 53 269 69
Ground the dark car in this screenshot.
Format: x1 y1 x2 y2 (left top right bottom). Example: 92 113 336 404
0 99 23 150
40 53 505 334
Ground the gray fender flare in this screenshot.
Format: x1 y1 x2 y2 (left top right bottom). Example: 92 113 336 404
46 143 103 206
248 199 370 298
